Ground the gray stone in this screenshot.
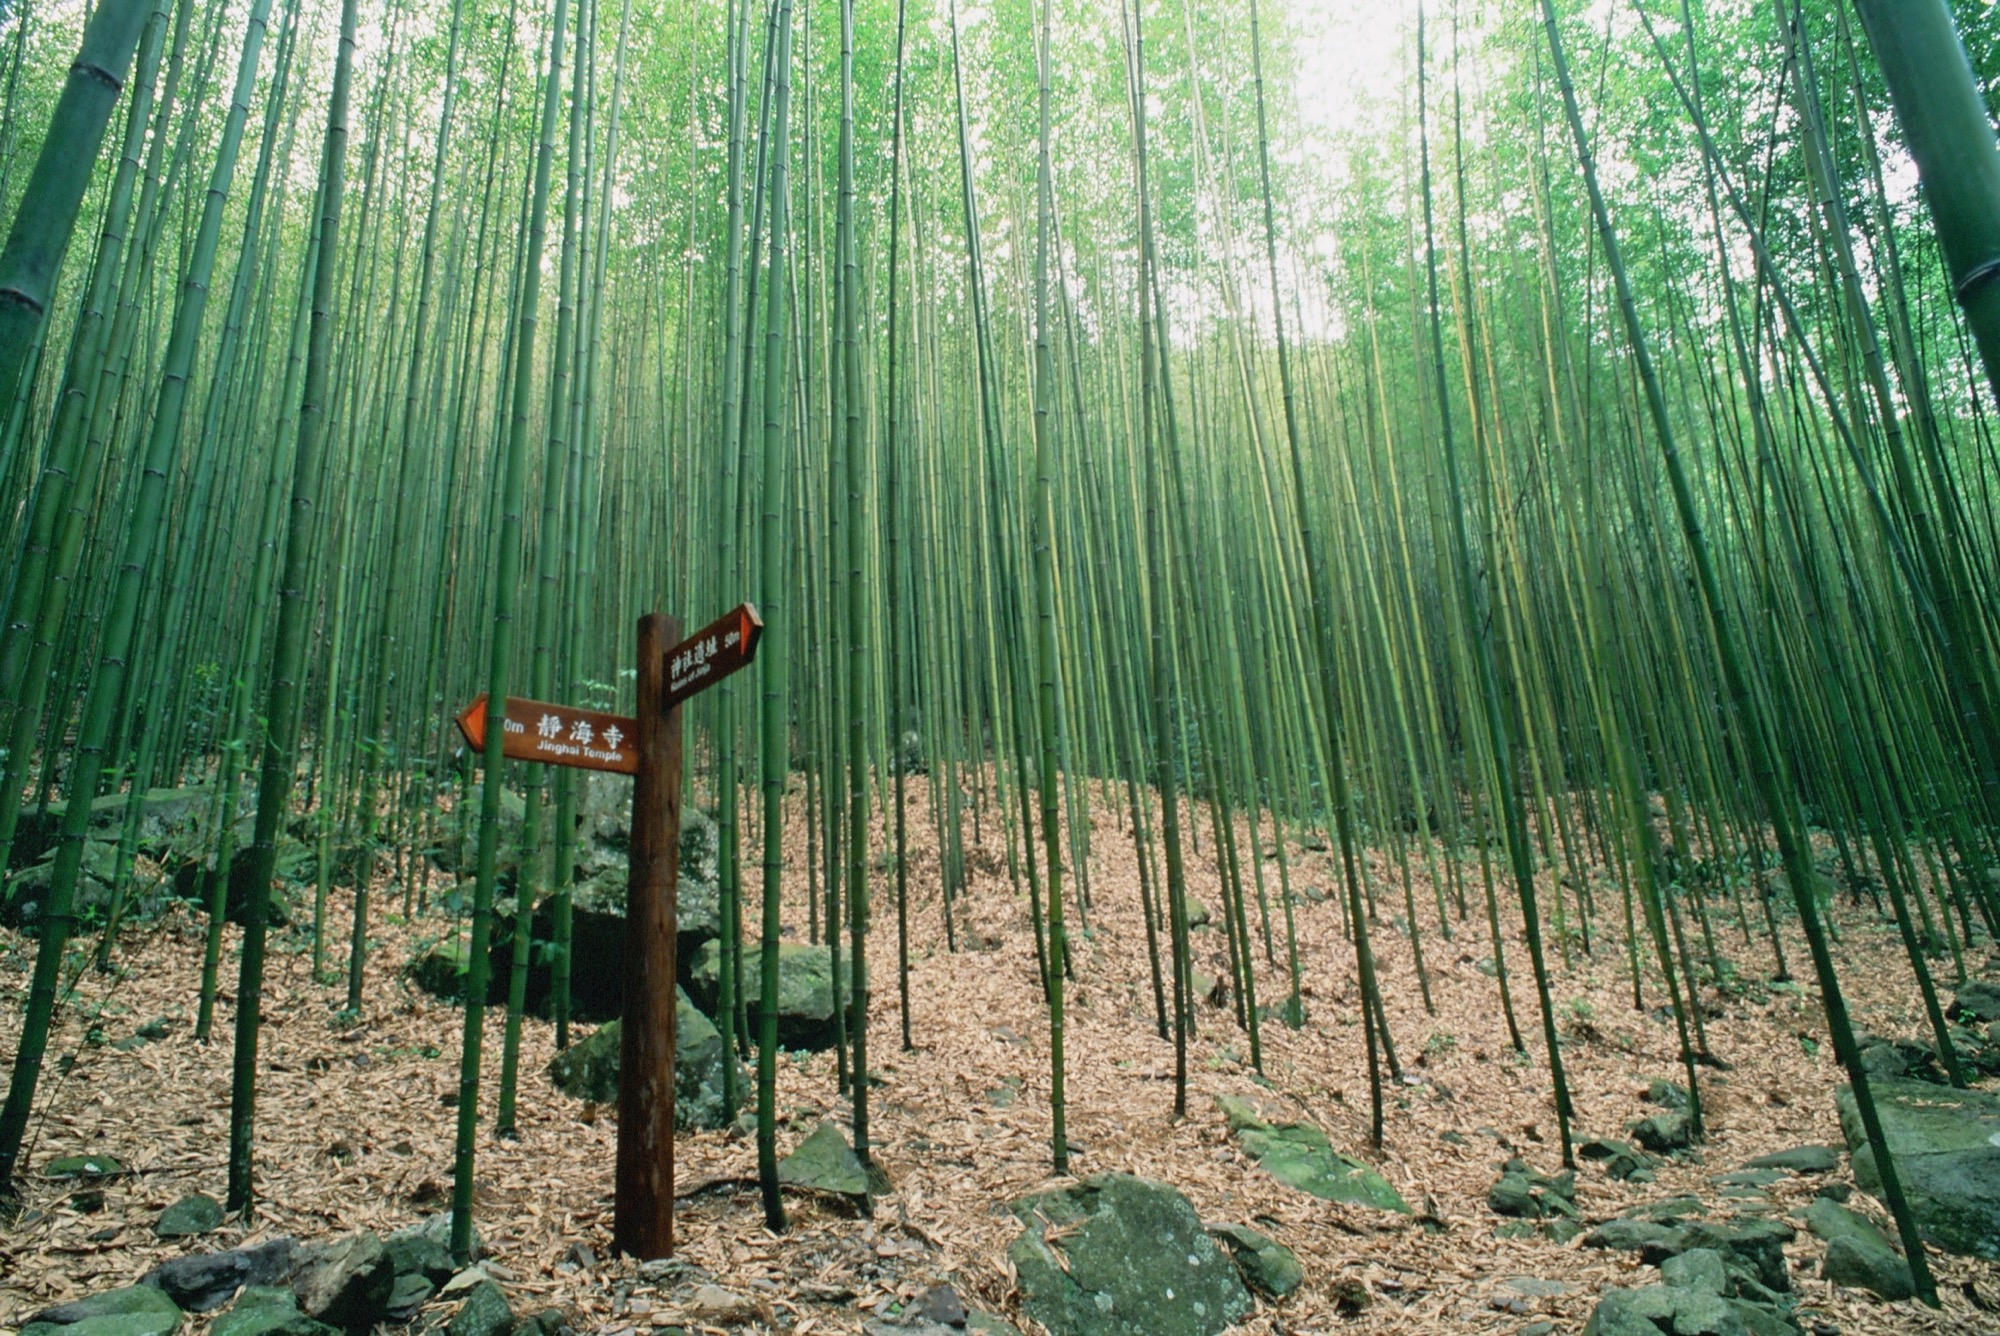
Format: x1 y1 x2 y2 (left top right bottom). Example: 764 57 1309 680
1806 1199 1914 1301
1660 1248 1729 1297
291 1233 394 1331
1582 1285 1746 1336
543 989 745 1130
447 1282 512 1336
1216 1094 1411 1213
142 1239 296 1313
1209 1222 1303 1298
154 1194 223 1239
1632 1112 1692 1153
964 1315 1018 1336
1743 1145 1837 1175
385 1214 465 1285
1583 1219 1685 1257
908 1286 967 1327
1679 1219 1795 1294
1008 1174 1251 1336
1645 1079 1691 1111
682 1286 761 1326
1711 1169 1784 1189
210 1289 338 1336
1836 1076 2000 1259
777 1122 870 1197
385 1274 436 1321
1489 1164 1578 1220
690 938 838 1050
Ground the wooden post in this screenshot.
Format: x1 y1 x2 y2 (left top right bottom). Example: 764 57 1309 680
616 612 680 1257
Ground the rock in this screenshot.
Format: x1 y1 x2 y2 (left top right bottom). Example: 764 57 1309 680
908 1286 967 1326
1711 1169 1784 1190
447 1281 512 1336
1631 1113 1692 1153
682 1285 761 1326
1579 1138 1637 1162
1488 1162 1578 1220
1008 1174 1251 1336
1581 1219 1685 1260
291 1233 394 1331
1216 1094 1411 1213
409 937 475 1002
1806 1199 1914 1301
1186 901 1212 928
1208 1222 1302 1298
385 1214 466 1285
1582 1285 1745 1336
142 1239 296 1313
45 1153 124 1178
1645 1079 1690 1111
777 1122 870 1197
481 809 722 1021
1836 1076 2000 1258
385 1274 435 1321
27 1286 185 1336
1660 1248 1729 1296
1948 979 2000 1024
1679 1219 1795 1294
209 1289 338 1336
690 938 838 1050
964 1315 1019 1336
155 1194 223 1239
1743 1146 1837 1175
1630 1196 1707 1222
511 1307 571 1336
543 989 745 1130
4 840 121 932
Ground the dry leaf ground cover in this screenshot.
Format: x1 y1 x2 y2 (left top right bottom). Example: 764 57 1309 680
2 776 1998 1335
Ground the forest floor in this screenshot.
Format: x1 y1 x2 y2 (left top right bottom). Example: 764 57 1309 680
3 776 1999 1335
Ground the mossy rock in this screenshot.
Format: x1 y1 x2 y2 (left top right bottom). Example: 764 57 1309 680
543 988 744 1130
1837 1077 2000 1259
689 938 837 1050
1008 1174 1250 1336
1216 1094 1410 1213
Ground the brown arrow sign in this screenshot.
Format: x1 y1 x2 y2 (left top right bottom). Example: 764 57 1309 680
664 603 763 709
455 694 640 775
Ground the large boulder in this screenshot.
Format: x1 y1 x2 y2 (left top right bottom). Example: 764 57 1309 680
481 807 722 1022
1216 1093 1410 1213
290 1233 394 1331
690 938 838 1051
4 839 120 932
1836 1077 2000 1259
1805 1199 1914 1301
1008 1175 1251 1336
543 988 745 1130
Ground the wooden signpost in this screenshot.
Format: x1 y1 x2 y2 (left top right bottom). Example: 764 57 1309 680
455 604 762 1261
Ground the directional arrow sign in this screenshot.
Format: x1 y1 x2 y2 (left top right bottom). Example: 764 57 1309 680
454 694 640 775
664 602 763 709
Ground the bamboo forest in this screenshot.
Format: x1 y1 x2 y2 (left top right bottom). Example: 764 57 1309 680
2 0 2000 1327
